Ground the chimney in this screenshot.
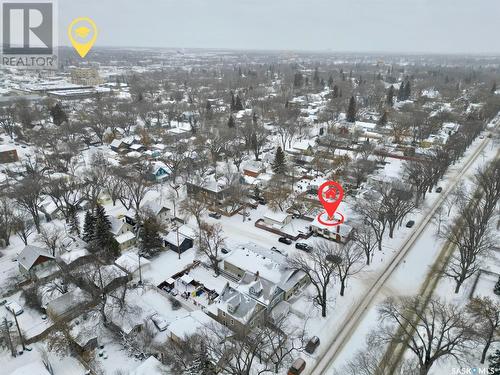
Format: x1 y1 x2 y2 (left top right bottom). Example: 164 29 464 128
255 271 260 281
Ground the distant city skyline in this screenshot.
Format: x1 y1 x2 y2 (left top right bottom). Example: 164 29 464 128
58 0 500 54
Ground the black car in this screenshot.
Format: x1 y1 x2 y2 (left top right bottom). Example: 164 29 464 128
295 243 313 252
208 212 222 219
406 220 415 228
435 187 443 193
278 237 292 245
221 248 229 254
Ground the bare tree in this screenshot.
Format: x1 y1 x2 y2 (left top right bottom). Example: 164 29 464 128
196 222 225 275
13 211 34 246
352 227 377 266
381 184 415 238
288 241 339 317
0 197 16 246
38 225 62 257
466 297 500 364
13 176 44 233
443 197 496 293
181 193 208 236
330 241 365 296
356 199 388 251
374 296 474 375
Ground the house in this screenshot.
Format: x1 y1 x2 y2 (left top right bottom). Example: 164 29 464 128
216 243 308 332
0 145 18 163
109 138 129 153
186 177 234 203
46 287 93 321
209 285 265 333
68 312 99 354
262 211 292 229
168 310 224 343
310 216 353 243
150 161 171 182
115 251 151 277
141 200 172 223
132 356 168 375
18 245 56 275
115 231 137 251
163 231 193 253
39 198 65 221
243 162 265 178
291 140 314 155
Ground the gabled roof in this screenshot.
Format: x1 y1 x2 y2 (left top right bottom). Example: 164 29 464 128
18 245 55 270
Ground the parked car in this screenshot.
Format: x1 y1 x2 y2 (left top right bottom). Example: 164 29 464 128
278 237 292 245
288 358 306 375
221 248 229 254
170 289 179 297
5 301 23 316
406 220 415 228
295 243 313 252
435 187 443 193
208 212 222 219
305 336 320 354
150 313 168 332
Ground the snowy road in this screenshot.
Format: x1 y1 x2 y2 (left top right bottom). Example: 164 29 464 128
310 130 497 375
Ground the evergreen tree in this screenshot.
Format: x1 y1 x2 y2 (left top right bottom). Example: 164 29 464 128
227 115 235 128
346 96 357 123
205 100 212 111
492 81 497 94
386 85 395 106
332 85 339 98
272 147 286 175
404 81 411 100
313 67 320 88
139 217 163 256
328 75 334 88
50 103 68 126
91 204 118 258
489 349 500 375
230 91 235 111
293 72 304 88
378 111 388 126
397 82 405 101
68 206 80 237
82 211 95 242
234 95 244 111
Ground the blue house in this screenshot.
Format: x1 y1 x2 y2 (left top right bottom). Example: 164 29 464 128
150 161 171 182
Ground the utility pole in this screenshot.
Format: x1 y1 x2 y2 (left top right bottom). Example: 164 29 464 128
3 318 15 357
138 251 143 285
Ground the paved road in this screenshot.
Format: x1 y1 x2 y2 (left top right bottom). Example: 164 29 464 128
309 131 496 375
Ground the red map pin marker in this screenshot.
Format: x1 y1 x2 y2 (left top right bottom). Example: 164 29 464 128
318 181 344 220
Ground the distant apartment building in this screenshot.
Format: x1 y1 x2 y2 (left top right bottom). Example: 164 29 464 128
70 68 103 86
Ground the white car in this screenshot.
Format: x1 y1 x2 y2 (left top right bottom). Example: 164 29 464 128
5 301 23 316
150 313 168 331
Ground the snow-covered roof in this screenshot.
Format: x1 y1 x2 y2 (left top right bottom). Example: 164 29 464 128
132 357 166 375
115 251 150 273
18 245 54 270
115 231 136 244
263 211 291 224
168 310 222 340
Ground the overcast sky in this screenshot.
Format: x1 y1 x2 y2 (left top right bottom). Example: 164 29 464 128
58 0 500 54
